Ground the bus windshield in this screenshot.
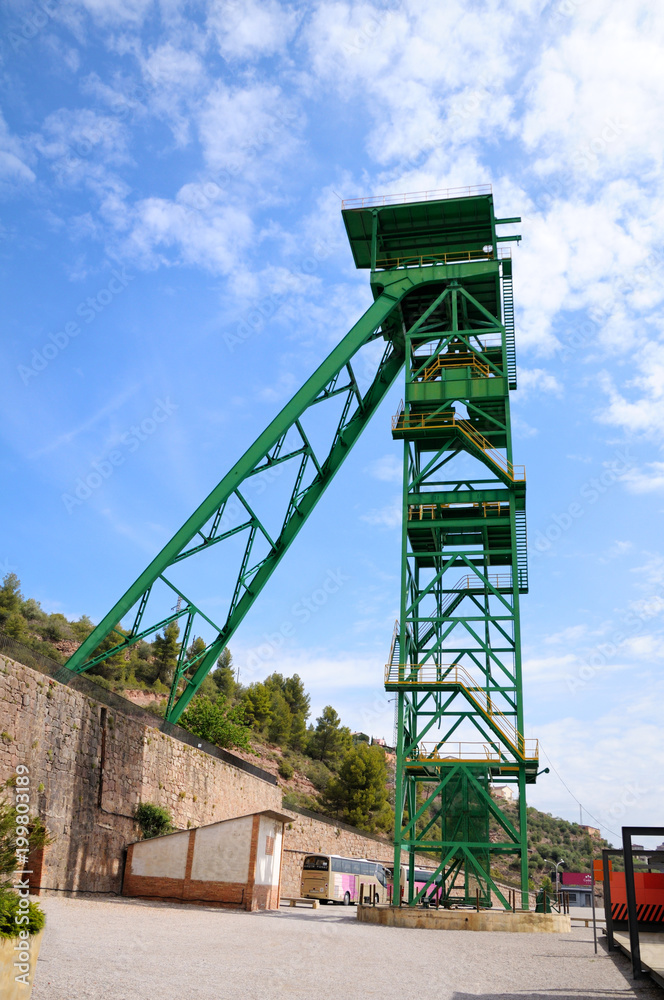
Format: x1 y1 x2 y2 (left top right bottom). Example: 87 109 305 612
303 856 329 871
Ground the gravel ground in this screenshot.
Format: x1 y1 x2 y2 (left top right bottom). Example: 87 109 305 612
31 895 662 1000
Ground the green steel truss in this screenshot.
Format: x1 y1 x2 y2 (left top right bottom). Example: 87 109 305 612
63 288 409 720
63 190 536 908
370 195 536 910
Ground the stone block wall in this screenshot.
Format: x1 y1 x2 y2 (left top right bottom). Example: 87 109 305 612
0 655 281 894
0 653 435 904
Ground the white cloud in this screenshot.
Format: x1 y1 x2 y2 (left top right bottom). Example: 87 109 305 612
360 498 401 529
0 110 35 188
121 188 254 274
515 368 563 399
207 0 300 60
622 463 664 494
197 81 303 175
71 0 153 26
365 454 401 482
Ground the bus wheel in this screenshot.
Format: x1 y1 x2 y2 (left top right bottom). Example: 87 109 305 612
343 892 351 906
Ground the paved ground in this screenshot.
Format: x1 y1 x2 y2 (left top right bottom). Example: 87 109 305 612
32 895 662 1000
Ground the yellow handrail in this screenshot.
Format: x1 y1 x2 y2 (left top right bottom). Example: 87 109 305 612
407 740 539 764
392 409 525 482
419 354 492 380
384 662 526 755
408 502 507 520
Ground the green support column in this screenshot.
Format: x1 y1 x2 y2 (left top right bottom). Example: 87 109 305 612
349 190 538 910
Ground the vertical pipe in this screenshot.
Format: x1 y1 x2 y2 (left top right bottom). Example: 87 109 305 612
591 868 598 954
622 831 643 980
603 851 615 952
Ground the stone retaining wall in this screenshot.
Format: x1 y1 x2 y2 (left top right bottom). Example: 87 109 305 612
0 654 281 893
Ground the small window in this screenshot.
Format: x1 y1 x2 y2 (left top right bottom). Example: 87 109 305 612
265 835 274 857
342 860 352 873
567 893 577 902
351 861 361 875
303 856 329 871
331 858 342 872
360 862 371 876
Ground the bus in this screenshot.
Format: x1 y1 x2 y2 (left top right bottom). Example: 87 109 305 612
386 865 442 904
300 854 388 905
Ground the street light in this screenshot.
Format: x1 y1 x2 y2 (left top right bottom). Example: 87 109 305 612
546 858 566 901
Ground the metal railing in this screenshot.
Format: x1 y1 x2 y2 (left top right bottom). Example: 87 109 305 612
408 502 507 520
406 740 539 764
418 354 492 381
392 407 525 482
384 662 527 755
374 247 511 271
342 184 492 209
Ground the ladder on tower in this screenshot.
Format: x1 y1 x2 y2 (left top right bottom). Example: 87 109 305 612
502 261 517 390
515 510 528 593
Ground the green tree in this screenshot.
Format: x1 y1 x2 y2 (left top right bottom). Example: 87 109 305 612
289 711 308 752
212 648 237 698
2 612 27 642
308 706 352 764
180 694 253 751
283 674 310 718
242 682 273 730
151 621 181 686
0 573 22 621
267 689 292 744
323 743 391 832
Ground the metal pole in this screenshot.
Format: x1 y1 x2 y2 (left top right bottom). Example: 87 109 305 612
622 829 643 980
591 868 598 955
603 849 614 952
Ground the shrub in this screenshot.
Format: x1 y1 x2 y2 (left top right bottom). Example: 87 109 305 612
0 889 45 939
179 694 254 752
134 803 173 840
278 759 294 780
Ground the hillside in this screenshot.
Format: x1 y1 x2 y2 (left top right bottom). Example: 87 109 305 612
1 572 615 881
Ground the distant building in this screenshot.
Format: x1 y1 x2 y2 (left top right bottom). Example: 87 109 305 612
561 871 593 907
579 824 600 838
492 785 515 803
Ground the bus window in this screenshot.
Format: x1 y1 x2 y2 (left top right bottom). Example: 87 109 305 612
342 860 352 873
303 856 329 870
376 866 386 887
360 862 371 876
331 858 342 872
351 861 361 875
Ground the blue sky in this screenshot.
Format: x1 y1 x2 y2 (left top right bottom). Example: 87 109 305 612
1 0 663 845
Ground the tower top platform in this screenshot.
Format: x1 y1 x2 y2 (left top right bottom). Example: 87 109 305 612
341 185 520 270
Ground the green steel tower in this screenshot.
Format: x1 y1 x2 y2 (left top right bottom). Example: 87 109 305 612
375 192 538 911
61 186 536 907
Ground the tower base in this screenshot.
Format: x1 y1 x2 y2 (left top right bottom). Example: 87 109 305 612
357 905 570 933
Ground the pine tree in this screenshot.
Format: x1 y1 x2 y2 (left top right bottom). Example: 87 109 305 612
0 573 22 627
267 689 292 744
323 743 391 832
212 648 236 698
151 621 180 686
283 674 310 719
242 682 273 730
308 706 353 764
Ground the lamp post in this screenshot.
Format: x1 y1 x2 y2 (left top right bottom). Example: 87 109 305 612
546 859 566 903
